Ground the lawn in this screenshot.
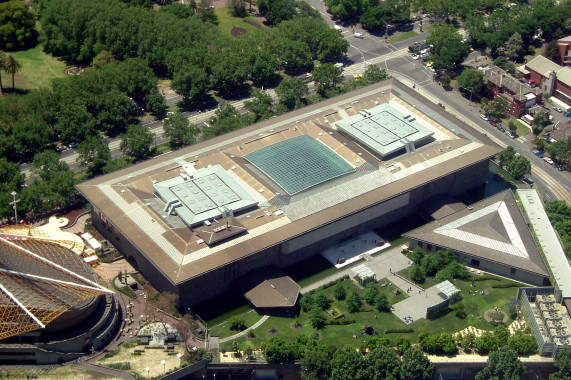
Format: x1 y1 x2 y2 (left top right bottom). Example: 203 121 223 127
501 117 531 136
229 273 521 351
0 366 119 379
10 45 66 89
215 8 266 38
389 30 419 43
210 310 263 339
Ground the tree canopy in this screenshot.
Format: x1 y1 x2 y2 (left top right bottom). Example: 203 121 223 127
426 23 470 70
0 0 36 50
475 347 526 380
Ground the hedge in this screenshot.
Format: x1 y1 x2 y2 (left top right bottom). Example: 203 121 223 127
385 328 414 334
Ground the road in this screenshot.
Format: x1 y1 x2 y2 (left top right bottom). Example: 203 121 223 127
20 5 570 204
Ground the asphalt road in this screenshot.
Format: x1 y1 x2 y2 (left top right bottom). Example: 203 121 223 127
19 5 570 204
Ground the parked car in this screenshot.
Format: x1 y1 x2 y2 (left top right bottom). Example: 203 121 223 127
67 142 78 149
564 111 571 117
55 145 67 153
493 173 504 181
505 130 516 139
411 54 420 60
480 114 489 121
534 150 544 158
554 106 563 113
489 120 498 127
522 177 534 185
544 157 554 164
498 125 505 133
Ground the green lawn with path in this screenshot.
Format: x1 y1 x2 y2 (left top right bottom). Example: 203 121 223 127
209 310 262 339
215 8 265 38
228 273 521 351
489 161 523 184
9 45 66 89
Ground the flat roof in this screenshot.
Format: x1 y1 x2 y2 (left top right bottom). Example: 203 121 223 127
335 103 434 157
518 189 571 296
404 190 549 277
153 165 257 227
245 134 354 195
76 79 502 285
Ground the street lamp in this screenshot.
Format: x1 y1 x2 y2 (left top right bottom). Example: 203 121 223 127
145 367 150 379
161 360 166 375
177 353 182 367
10 191 19 224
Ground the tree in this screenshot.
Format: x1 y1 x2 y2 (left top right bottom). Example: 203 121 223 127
301 349 332 380
76 135 112 176
366 345 401 380
196 0 217 23
264 337 294 363
244 89 274 122
545 40 561 64
171 66 209 104
400 347 434 380
453 301 466 318
461 332 476 352
258 0 296 25
508 120 517 133
475 347 526 380
493 56 516 74
314 292 330 310
409 265 426 283
276 78 308 110
308 306 326 329
551 348 571 380
364 283 378 305
120 124 154 161
375 293 391 312
163 113 199 149
330 345 368 380
475 331 502 353
508 332 537 356
393 337 411 355
0 51 5 94
229 316 246 331
4 54 21 90
411 247 425 264
499 146 516 166
248 48 279 85
505 33 525 62
12 115 53 159
507 155 531 180
324 0 368 21
0 158 25 218
456 68 485 94
0 0 36 50
228 0 247 17
482 97 509 120
334 282 347 300
532 111 548 135
440 74 451 87
299 293 314 312
31 151 69 183
146 87 167 116
91 50 117 69
346 290 362 313
426 23 470 70
363 65 389 84
312 63 343 96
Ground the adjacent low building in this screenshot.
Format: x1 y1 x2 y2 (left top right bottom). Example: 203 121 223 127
484 65 539 117
521 55 571 109
77 79 502 311
404 190 551 286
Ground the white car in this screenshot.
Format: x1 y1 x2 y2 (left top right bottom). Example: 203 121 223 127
544 157 554 165
334 25 342 31
480 114 489 121
411 54 420 60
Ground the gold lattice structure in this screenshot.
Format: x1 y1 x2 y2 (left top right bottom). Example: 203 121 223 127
0 234 112 340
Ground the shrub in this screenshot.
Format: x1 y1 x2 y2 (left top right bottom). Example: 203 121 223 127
229 316 246 331
299 293 315 312
508 332 538 356
385 328 414 334
309 307 326 329
375 293 391 312
314 292 330 310
364 283 378 305
346 290 362 313
409 265 426 283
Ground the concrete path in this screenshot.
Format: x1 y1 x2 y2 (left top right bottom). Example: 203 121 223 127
219 316 270 343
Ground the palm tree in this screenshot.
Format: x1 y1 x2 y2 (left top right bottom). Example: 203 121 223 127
0 51 6 95
5 55 22 90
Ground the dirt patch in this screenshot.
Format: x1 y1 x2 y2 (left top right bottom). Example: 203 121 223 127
290 323 303 330
266 328 279 336
230 26 248 38
243 19 262 29
64 66 83 76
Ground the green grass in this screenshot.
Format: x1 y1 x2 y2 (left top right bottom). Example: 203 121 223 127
423 25 435 33
210 310 263 339
205 304 253 327
501 118 531 136
230 274 521 350
389 30 419 43
10 45 66 89
215 8 265 38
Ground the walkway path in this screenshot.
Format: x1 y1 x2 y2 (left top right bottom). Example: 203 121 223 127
80 362 136 380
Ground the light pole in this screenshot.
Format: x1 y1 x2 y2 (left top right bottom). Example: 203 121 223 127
10 191 19 224
161 360 166 375
145 367 150 379
177 353 182 367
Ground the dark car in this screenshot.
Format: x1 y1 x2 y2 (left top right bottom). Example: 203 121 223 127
522 177 534 185
68 142 78 149
498 124 505 132
55 145 67 153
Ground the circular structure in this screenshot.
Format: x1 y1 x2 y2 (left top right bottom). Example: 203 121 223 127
64 66 84 76
483 308 508 324
230 26 248 38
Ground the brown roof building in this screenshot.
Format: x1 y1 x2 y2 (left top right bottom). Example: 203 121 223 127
404 190 550 286
77 79 502 310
